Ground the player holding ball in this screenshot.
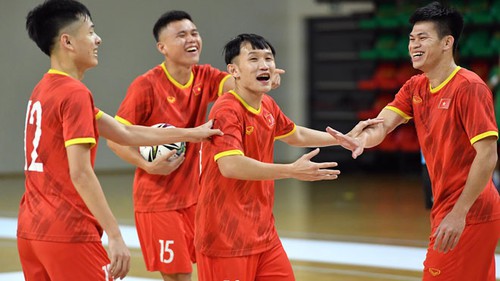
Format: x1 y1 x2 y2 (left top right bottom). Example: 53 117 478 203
107 10 237 281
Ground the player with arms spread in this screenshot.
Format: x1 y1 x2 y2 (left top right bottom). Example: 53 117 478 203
19 1 221 280
195 33 379 281
107 10 283 281
329 2 500 280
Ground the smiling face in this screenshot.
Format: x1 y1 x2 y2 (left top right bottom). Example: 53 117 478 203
408 21 453 73
60 15 101 72
156 19 202 67
229 42 275 94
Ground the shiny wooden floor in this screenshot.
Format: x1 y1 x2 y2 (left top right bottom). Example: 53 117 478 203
0 169 497 280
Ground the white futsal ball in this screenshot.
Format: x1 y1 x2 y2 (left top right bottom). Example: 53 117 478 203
139 123 186 162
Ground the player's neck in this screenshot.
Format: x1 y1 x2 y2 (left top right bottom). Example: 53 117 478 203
163 60 192 85
50 55 85 80
426 59 457 89
234 86 264 110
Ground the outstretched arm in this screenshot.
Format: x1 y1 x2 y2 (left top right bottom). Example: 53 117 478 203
217 148 339 181
97 113 223 146
327 109 405 158
280 118 384 148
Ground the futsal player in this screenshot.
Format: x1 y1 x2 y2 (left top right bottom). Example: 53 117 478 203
329 2 500 280
19 1 221 280
194 33 380 281
107 10 236 281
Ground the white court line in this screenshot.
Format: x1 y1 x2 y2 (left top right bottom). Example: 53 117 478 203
0 271 159 281
1 217 499 279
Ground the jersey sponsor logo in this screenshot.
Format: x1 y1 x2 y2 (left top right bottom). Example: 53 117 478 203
167 96 176 103
246 126 254 135
438 98 451 109
412 95 423 104
428 267 441 276
264 111 275 127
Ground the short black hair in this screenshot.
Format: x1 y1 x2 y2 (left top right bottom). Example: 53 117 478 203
223 33 276 65
409 1 463 53
153 10 193 42
26 0 92 56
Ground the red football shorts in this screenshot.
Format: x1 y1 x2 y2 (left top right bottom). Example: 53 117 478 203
135 205 196 274
17 237 111 281
423 219 500 280
196 241 295 281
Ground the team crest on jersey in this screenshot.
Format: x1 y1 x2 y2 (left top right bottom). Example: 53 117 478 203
264 111 275 127
438 98 451 109
246 126 254 135
412 95 422 104
192 83 202 96
167 96 176 103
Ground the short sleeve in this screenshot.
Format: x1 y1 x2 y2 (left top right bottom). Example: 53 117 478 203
61 89 97 147
115 76 154 125
386 77 415 121
457 82 498 144
210 102 245 160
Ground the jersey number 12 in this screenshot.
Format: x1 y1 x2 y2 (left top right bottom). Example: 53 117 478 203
24 100 43 172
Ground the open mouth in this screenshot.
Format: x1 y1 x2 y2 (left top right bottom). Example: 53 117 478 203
412 52 424 58
256 74 270 81
186 46 198 53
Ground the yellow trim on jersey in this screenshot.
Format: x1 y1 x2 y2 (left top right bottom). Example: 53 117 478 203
95 110 104 120
275 124 297 140
470 131 499 144
114 115 132 125
218 74 232 96
65 137 96 147
161 62 193 89
430 66 461 93
384 106 412 123
47 69 70 76
228 90 261 114
214 149 244 162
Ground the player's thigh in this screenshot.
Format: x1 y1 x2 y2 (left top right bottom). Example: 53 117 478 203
18 237 50 281
256 242 295 281
423 220 500 281
20 238 111 281
196 243 294 281
196 252 258 281
135 209 194 273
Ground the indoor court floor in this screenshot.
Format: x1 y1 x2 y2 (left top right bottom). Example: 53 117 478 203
1 169 499 280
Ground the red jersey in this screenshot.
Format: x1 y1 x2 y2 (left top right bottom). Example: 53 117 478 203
115 63 231 212
18 69 102 242
195 90 296 257
387 67 500 226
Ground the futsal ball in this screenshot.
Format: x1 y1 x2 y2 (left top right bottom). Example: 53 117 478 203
139 123 186 162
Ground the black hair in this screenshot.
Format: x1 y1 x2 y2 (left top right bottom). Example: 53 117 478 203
153 10 193 42
223 33 276 64
409 1 463 53
26 0 92 56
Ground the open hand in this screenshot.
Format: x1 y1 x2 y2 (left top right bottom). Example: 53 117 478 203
290 148 340 181
327 117 383 159
348 117 384 137
188 120 223 142
327 127 364 159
